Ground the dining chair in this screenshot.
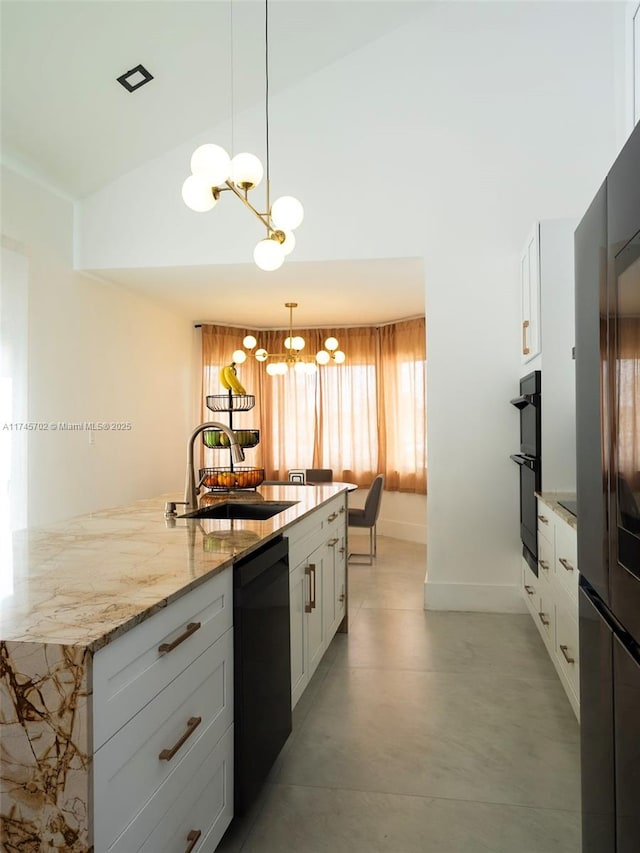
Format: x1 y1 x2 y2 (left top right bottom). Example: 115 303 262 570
347 474 384 564
305 468 333 483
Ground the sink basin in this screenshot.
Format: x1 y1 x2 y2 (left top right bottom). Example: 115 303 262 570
180 500 298 520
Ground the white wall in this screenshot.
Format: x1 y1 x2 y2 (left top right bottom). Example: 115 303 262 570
1 166 195 527
76 2 618 611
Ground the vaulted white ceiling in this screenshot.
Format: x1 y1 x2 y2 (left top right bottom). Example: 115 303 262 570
1 1 427 325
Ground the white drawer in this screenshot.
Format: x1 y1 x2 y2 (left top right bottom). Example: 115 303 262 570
555 519 578 603
555 591 579 698
287 509 324 569
94 568 232 748
93 627 233 852
535 588 554 651
537 534 553 587
536 505 554 545
109 724 234 853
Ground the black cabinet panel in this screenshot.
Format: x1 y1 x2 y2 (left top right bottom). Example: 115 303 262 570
613 635 640 853
579 585 615 853
575 181 610 604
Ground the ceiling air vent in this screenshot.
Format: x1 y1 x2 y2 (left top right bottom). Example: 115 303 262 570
117 64 154 93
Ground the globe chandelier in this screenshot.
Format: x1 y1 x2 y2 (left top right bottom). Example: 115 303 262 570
181 0 303 272
232 303 346 376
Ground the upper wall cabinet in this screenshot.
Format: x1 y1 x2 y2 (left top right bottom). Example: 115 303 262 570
520 224 541 363
519 219 578 491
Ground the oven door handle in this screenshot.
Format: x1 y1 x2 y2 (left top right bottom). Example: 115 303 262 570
510 393 539 409
510 453 536 470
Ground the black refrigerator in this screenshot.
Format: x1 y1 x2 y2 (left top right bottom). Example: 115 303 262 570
575 121 640 853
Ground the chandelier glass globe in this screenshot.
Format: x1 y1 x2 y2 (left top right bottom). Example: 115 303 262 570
243 335 257 349
231 349 247 364
254 238 285 271
190 144 231 187
181 175 217 212
333 350 346 364
315 349 330 365
231 153 264 189
271 195 304 230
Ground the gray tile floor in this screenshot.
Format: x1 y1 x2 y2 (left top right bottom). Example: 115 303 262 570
218 535 581 853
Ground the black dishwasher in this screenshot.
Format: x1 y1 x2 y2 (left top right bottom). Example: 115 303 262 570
233 534 292 815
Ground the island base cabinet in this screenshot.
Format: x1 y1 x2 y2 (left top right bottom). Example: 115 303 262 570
289 543 325 709
136 725 233 853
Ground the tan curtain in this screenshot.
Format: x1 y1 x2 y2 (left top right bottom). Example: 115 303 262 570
200 318 427 493
379 318 427 492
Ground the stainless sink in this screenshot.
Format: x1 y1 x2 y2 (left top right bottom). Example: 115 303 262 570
180 500 298 520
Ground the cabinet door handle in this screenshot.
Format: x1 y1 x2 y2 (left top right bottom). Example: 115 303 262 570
328 538 339 547
522 320 530 355
559 557 574 572
537 515 549 525
328 512 338 522
524 584 535 596
339 506 345 514
538 611 550 628
339 546 346 555
159 716 202 761
559 644 575 665
539 560 549 572
185 830 202 853
309 563 317 610
158 622 201 655
304 565 313 613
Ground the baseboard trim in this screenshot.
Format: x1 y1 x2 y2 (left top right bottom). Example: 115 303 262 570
378 519 426 544
424 581 528 613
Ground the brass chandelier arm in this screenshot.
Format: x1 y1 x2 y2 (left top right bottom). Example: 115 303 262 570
222 180 286 243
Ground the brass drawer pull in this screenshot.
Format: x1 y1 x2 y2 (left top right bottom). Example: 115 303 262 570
524 584 535 596
559 557 574 572
522 320 530 355
339 505 345 513
328 538 339 547
559 644 575 665
537 515 549 525
158 622 201 655
185 830 202 853
309 563 317 610
305 565 312 613
339 546 346 555
538 611 550 628
159 716 202 761
539 560 549 572
328 512 338 522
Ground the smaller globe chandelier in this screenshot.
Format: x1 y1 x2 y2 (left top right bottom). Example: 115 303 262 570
181 0 303 271
231 302 346 376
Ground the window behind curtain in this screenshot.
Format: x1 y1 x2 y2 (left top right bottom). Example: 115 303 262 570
201 317 427 493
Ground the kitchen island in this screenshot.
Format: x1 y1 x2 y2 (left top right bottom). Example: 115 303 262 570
1 484 348 852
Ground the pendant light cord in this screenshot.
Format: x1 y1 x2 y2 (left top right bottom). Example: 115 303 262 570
230 0 235 157
265 0 270 184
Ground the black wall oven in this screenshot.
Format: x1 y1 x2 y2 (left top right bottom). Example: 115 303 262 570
576 119 640 853
511 370 541 574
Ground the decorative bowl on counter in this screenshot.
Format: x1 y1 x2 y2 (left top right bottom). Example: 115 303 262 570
203 429 259 449
198 466 265 491
206 394 255 412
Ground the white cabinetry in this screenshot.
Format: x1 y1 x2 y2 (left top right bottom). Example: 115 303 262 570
520 496 579 719
520 224 541 363
287 492 347 708
93 568 234 853
519 218 578 492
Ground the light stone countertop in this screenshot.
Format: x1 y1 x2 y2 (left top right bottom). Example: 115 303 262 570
537 491 578 531
0 483 347 652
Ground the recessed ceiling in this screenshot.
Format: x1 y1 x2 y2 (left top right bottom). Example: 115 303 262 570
91 257 425 327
